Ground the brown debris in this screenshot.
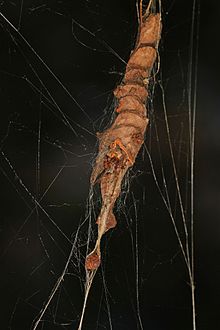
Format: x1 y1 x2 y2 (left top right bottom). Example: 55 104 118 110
85 13 161 271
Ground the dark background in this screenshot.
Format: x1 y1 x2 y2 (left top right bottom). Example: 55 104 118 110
0 1 220 329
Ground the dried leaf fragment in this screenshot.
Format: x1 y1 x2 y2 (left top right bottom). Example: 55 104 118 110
85 13 162 271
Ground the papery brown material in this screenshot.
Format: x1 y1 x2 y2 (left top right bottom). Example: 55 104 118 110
85 13 161 271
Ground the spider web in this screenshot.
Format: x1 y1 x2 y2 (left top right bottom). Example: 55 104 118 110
0 0 206 329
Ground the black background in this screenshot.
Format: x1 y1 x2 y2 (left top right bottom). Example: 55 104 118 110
0 1 220 329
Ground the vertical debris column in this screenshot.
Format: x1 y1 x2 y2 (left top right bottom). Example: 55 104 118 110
85 13 162 271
